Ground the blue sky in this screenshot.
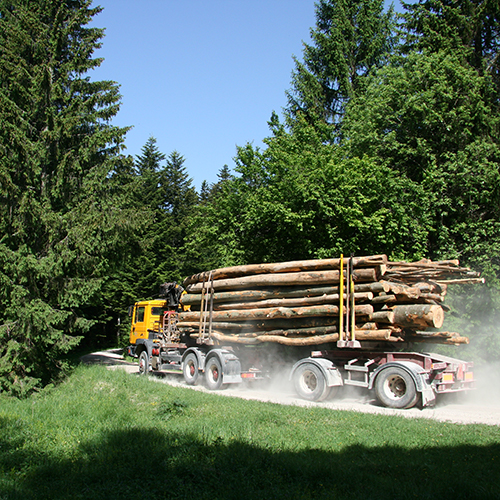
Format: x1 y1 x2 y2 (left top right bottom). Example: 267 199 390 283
90 1 403 190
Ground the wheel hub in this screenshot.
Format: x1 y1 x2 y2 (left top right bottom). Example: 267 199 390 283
302 371 317 393
386 375 406 399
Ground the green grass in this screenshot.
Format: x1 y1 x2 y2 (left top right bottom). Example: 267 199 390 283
1 365 499 500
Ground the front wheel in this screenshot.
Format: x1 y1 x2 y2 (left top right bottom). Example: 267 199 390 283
374 367 418 409
138 351 149 375
292 363 331 402
205 356 223 390
183 353 199 385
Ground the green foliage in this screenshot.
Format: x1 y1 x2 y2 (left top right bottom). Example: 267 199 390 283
3 0 499 393
1 366 499 499
0 0 137 394
187 115 430 266
401 0 500 79
184 0 500 358
343 45 500 277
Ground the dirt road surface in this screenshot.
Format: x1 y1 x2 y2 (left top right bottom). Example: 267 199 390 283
82 349 500 426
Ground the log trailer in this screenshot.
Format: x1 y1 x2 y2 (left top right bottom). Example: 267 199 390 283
127 275 475 410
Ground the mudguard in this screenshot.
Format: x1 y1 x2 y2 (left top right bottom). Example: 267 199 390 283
290 358 343 388
182 348 206 369
369 361 436 407
205 349 242 384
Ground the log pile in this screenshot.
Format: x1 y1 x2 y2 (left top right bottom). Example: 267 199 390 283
177 255 482 347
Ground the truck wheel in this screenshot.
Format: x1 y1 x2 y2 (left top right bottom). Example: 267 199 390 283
183 353 199 385
205 356 223 390
374 367 418 409
138 351 149 375
292 363 331 402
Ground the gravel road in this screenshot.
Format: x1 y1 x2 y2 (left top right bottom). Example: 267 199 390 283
83 349 500 427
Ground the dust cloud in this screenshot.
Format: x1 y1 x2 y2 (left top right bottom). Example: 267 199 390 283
451 361 500 408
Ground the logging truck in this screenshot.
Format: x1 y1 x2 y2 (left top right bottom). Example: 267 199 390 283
127 256 477 410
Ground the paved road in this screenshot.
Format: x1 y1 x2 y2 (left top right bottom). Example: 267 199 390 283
83 349 500 426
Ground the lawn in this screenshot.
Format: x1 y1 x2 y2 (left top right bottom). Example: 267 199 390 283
1 365 499 499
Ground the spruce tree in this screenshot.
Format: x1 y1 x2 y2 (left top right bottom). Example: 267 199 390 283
285 0 395 137
0 0 134 394
160 151 197 279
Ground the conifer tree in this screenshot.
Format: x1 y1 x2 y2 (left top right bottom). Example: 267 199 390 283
285 0 395 137
0 0 135 394
159 151 198 279
136 136 166 204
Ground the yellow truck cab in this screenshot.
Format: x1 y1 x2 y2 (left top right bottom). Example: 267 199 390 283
129 299 169 345
127 283 189 370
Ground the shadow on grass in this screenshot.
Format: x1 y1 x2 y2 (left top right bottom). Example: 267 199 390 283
1 422 499 500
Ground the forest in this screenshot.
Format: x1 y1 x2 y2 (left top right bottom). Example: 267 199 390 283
0 0 499 395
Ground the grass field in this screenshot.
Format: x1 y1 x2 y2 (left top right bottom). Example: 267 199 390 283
1 364 499 500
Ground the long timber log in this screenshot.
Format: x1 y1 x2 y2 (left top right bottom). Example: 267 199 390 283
392 304 444 329
183 255 388 285
177 319 379 333
370 304 444 328
208 329 401 346
181 282 388 306
179 304 374 323
212 292 373 311
405 336 469 345
185 268 382 293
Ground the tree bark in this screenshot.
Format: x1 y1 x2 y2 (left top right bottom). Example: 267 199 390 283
392 304 444 329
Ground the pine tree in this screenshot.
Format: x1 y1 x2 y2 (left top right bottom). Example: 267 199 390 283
0 0 135 394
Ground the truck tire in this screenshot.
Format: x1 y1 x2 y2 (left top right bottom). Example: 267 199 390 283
205 356 223 390
292 363 331 402
374 366 418 409
138 351 149 375
183 353 199 385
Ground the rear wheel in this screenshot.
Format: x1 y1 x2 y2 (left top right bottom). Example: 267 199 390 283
205 356 223 390
374 367 418 409
183 353 199 385
138 351 149 375
292 363 331 402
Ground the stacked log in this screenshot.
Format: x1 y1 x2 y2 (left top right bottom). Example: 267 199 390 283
177 255 482 347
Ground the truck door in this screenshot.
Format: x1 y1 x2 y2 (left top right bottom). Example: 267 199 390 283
130 304 147 344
